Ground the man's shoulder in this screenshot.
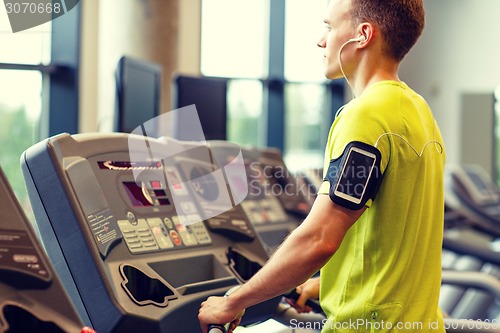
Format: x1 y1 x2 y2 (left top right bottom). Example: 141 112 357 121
342 81 427 123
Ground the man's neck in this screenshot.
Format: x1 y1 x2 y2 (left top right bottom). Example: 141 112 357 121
350 56 401 97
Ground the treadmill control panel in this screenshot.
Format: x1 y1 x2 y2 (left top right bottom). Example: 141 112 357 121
64 151 222 257
0 229 50 282
207 141 311 254
0 166 85 332
117 217 211 254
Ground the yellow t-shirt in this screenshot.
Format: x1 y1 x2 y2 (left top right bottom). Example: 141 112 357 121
318 81 446 332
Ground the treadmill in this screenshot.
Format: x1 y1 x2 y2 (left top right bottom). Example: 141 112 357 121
0 166 86 333
444 164 500 236
207 141 310 255
441 164 500 323
21 133 280 333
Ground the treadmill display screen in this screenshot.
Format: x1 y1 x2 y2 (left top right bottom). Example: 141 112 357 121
123 182 171 207
123 182 153 206
98 161 162 171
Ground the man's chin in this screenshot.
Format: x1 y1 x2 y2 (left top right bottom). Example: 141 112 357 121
324 71 343 80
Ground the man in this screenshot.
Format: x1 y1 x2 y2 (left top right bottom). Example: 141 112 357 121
199 0 446 332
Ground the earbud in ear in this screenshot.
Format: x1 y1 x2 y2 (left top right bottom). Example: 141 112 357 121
349 35 365 43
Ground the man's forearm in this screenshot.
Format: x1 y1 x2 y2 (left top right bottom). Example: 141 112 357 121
226 221 337 311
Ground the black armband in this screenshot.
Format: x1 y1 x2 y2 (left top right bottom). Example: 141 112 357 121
323 141 384 210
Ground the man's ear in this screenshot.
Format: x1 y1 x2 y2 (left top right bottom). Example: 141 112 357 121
355 22 374 46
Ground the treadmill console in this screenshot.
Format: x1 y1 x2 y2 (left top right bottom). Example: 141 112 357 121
0 167 84 333
252 147 312 218
450 164 500 205
208 141 312 254
445 164 500 236
22 133 279 333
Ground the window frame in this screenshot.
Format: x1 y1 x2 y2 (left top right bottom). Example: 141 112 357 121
0 2 81 138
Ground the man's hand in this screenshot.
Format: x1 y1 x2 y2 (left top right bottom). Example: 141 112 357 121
198 296 245 333
285 277 320 313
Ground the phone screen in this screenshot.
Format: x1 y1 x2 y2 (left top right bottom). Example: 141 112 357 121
335 148 376 201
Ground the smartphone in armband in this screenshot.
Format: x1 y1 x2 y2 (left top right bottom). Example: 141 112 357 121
325 142 383 210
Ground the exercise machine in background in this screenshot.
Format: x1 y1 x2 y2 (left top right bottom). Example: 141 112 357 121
0 166 91 333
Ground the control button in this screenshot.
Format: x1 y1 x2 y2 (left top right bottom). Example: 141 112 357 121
166 167 188 195
177 225 198 246
126 212 137 225
186 214 202 225
196 236 211 244
150 181 162 189
170 230 182 246
180 201 197 214
150 227 174 249
208 219 222 227
126 238 141 244
118 220 139 244
231 219 247 226
176 215 193 227
190 220 212 245
164 217 174 229
147 218 174 248
13 254 38 264
147 218 162 226
172 216 180 226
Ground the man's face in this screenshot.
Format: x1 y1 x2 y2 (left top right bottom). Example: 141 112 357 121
317 0 356 79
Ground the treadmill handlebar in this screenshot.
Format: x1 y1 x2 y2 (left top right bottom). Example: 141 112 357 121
442 270 500 300
207 324 226 333
272 302 326 327
206 286 326 333
206 286 241 333
282 288 324 315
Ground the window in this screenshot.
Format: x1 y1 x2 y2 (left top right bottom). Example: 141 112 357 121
200 0 268 79
227 80 264 146
284 83 328 172
0 16 51 65
0 4 81 218
284 0 328 82
0 71 43 207
0 13 50 211
283 0 332 170
201 0 269 147
201 0 344 171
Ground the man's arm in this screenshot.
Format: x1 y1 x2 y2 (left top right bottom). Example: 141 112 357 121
198 194 366 333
